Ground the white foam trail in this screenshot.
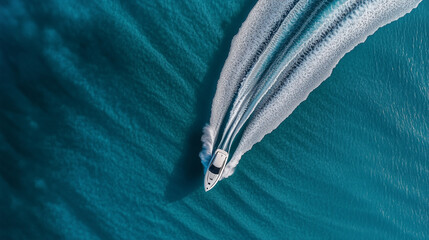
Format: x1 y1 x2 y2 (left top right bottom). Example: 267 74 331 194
218 1 305 150
200 0 422 178
220 0 329 151
202 1 293 162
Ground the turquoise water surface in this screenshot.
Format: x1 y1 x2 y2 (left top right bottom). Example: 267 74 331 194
1 0 428 239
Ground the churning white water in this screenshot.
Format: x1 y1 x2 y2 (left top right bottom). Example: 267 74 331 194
200 0 422 179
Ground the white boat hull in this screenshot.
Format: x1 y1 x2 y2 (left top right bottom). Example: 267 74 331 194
204 149 228 192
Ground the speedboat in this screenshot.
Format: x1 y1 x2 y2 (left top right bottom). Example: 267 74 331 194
204 149 228 192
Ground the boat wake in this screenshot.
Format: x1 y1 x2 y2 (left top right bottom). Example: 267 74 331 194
200 0 421 179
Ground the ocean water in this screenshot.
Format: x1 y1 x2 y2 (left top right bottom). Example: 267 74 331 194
0 0 428 239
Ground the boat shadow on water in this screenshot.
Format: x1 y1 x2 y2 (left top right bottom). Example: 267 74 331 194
163 0 257 202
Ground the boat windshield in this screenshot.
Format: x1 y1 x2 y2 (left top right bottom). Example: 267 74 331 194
209 165 221 174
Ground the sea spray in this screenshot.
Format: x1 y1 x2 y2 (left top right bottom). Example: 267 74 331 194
200 0 422 179
199 124 215 169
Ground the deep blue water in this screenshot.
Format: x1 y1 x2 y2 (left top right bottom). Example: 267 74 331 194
1 0 428 239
